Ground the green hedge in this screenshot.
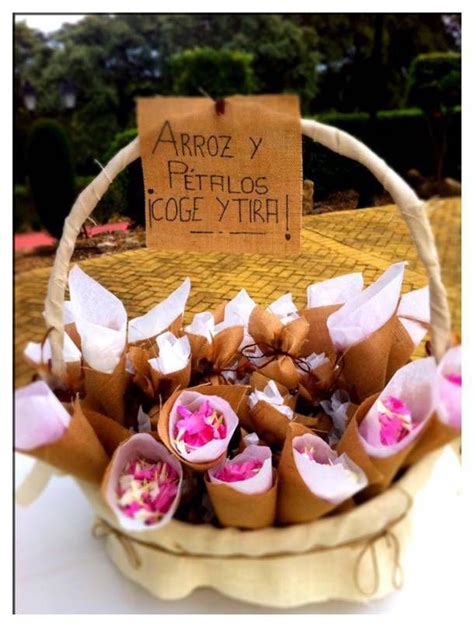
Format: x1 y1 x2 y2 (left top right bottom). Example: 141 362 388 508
407 52 461 111
303 107 461 198
170 48 256 99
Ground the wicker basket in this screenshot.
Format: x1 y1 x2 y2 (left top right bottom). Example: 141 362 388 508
38 118 453 607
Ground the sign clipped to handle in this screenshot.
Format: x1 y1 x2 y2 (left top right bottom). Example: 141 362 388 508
137 95 302 254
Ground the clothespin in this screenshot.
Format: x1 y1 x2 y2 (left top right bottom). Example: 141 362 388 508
198 87 226 115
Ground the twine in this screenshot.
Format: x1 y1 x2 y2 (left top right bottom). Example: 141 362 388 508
91 487 413 597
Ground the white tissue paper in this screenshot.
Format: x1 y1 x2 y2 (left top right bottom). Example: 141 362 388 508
248 380 294 419
148 332 191 375
307 273 364 308
267 293 299 325
128 278 191 343
68 265 127 374
327 262 405 352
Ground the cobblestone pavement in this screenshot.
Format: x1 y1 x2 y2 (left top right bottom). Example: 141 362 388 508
14 197 461 388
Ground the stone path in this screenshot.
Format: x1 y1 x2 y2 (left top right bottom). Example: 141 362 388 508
14 197 461 388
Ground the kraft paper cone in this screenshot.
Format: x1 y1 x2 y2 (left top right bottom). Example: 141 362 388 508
187 326 243 377
293 411 333 437
300 305 340 360
337 395 424 494
186 332 210 369
128 344 156 398
277 423 339 524
248 306 284 346
27 400 109 484
336 396 384 487
81 405 131 456
205 473 278 529
299 359 337 402
83 353 129 424
249 307 309 355
258 355 300 390
211 326 244 370
340 315 397 403
385 319 415 382
149 361 192 400
404 413 459 466
250 400 292 445
280 317 310 354
157 384 248 472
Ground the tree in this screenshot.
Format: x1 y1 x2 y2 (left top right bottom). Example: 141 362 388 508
170 48 255 98
407 52 461 179
26 119 76 238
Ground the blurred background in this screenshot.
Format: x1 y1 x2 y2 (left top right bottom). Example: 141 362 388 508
14 13 461 262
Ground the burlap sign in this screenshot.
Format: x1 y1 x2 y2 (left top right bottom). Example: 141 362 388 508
137 95 302 254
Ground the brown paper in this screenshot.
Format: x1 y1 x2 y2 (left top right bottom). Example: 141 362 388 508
250 400 292 445
298 359 338 402
156 384 249 471
205 473 278 529
248 307 309 389
385 319 416 382
300 305 340 360
81 404 131 456
26 400 109 484
138 95 302 255
277 422 341 524
340 315 397 403
128 344 156 398
336 394 426 494
404 414 459 466
83 353 129 424
149 362 192 400
257 355 301 390
187 326 243 381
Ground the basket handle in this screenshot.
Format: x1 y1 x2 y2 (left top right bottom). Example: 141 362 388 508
44 121 451 375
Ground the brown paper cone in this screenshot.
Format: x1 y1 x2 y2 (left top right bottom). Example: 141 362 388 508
299 359 338 402
205 473 278 529
258 355 300 390
26 400 109 484
128 344 155 398
81 404 131 456
385 319 416 382
211 326 244 369
293 411 333 437
300 305 340 360
250 400 292 445
404 413 459 466
340 315 397 403
156 384 249 471
248 306 284 346
336 396 385 486
186 332 211 370
277 422 338 524
149 361 192 399
280 317 310 355
83 353 129 424
337 394 425 494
